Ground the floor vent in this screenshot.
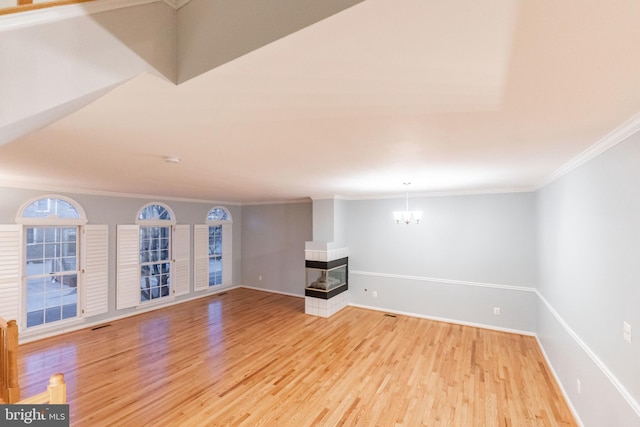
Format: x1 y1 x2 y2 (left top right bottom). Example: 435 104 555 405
383 314 397 318
218 292 228 296
92 324 112 331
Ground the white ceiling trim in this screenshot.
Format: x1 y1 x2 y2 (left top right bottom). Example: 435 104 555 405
0 0 162 31
0 182 241 206
0 179 537 206
242 199 313 207
537 112 640 189
339 186 536 201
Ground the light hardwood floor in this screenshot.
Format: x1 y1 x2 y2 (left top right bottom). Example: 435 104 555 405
18 288 577 426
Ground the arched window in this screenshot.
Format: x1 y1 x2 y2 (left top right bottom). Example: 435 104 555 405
138 204 173 222
17 195 87 225
207 207 229 222
195 207 232 290
16 196 87 329
136 203 175 302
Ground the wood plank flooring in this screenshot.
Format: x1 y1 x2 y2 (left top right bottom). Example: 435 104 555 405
17 288 577 426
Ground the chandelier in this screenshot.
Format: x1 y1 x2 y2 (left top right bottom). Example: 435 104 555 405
393 182 423 224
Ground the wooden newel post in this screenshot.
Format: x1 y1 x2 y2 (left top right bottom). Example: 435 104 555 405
48 373 66 404
7 320 20 403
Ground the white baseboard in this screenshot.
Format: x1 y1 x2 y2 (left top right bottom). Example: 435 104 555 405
534 334 584 426
240 285 303 299
348 302 536 337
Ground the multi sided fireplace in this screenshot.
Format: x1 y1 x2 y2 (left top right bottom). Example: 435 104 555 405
305 257 348 299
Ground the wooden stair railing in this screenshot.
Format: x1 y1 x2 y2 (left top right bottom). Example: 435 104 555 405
1 316 66 405
17 373 66 404
0 317 20 403
0 0 94 16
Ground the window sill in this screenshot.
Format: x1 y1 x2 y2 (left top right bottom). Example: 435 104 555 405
20 316 85 336
136 296 175 310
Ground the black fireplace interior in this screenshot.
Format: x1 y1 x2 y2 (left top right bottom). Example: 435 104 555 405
305 257 348 299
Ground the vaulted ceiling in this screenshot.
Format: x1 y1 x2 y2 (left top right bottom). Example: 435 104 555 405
1 0 639 203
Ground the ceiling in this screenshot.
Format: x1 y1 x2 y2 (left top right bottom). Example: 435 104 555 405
1 0 639 204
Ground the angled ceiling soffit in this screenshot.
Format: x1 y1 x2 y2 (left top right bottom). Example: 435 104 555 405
163 0 191 9
175 0 368 84
0 0 366 148
0 80 128 146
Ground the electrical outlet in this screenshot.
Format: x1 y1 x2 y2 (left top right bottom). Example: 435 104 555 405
258 275 262 281
493 307 501 315
576 378 581 394
372 291 378 298
623 321 632 343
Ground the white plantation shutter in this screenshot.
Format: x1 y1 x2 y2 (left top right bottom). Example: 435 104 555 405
117 225 139 310
193 224 209 291
221 223 232 286
0 225 20 322
172 225 190 296
82 225 109 316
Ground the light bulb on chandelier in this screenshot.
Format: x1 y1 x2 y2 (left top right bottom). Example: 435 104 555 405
393 182 423 225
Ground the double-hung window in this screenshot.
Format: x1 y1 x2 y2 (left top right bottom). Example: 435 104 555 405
19 197 85 328
194 207 232 291
116 203 189 310
12 196 110 330
138 204 173 302
25 226 78 327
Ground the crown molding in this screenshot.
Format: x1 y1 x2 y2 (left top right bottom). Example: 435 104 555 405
537 112 640 189
308 195 350 201
242 198 312 206
340 186 536 201
0 181 242 206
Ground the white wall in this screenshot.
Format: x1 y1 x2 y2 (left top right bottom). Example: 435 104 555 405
310 197 349 246
311 198 335 243
241 192 539 334
347 192 538 333
241 202 312 296
537 131 640 426
334 198 349 247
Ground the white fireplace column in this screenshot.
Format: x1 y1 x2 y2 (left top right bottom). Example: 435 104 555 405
305 198 349 318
